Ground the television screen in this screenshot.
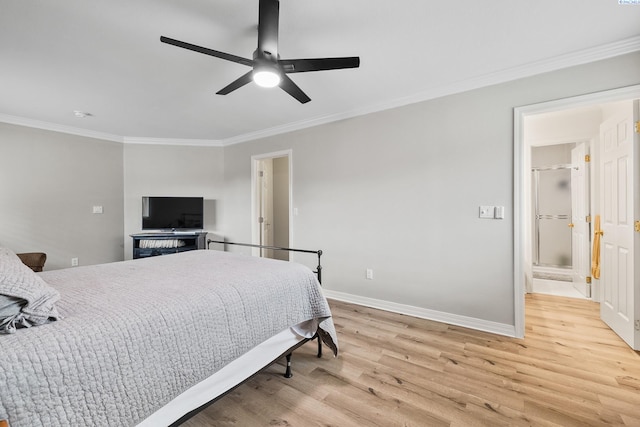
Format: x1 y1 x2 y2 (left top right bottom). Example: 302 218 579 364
142 196 204 231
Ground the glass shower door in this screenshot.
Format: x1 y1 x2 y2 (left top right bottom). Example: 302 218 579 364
533 167 572 267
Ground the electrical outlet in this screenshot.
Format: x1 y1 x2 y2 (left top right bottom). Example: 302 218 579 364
71 258 79 267
92 205 103 214
366 269 373 280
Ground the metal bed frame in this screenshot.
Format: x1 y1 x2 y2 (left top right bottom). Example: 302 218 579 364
167 240 326 425
206 240 323 285
207 239 324 359
168 335 313 426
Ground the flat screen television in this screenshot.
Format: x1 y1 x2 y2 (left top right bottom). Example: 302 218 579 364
142 196 204 231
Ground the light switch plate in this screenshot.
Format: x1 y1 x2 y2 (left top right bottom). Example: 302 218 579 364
479 206 494 219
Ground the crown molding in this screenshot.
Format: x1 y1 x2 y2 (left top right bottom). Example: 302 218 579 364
221 35 640 146
0 113 123 143
2 36 639 146
123 137 224 147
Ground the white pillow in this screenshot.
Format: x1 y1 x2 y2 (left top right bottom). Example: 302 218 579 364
0 247 60 334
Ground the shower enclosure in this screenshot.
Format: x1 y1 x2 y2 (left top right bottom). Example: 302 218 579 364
532 165 573 268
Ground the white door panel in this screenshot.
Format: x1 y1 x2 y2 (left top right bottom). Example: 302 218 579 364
599 104 637 349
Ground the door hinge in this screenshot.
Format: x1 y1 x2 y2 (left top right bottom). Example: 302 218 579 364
258 216 264 224
586 215 591 223
259 171 264 177
635 121 640 134
585 154 591 162
635 220 640 232
586 276 592 284
635 320 640 332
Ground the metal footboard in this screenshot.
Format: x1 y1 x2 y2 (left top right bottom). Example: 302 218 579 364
206 240 322 284
206 239 325 361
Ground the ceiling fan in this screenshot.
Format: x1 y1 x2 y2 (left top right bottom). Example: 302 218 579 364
160 0 360 104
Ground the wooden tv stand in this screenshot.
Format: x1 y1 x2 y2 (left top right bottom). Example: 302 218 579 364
131 231 207 259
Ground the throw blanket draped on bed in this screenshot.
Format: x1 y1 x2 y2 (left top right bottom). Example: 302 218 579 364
0 250 337 426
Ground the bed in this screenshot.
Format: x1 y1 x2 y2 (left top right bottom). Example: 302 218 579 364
0 247 337 426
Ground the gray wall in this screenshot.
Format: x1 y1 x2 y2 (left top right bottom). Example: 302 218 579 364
221 52 640 327
1 51 638 331
0 122 124 270
122 143 225 259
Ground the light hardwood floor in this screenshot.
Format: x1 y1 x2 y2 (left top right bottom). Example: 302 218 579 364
182 294 640 426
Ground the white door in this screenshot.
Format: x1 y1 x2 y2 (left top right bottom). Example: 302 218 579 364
571 142 591 297
257 158 274 258
599 102 638 349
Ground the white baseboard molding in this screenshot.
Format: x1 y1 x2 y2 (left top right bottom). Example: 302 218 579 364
322 289 517 338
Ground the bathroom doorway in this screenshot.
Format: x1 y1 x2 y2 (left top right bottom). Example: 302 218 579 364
523 105 603 301
514 85 640 346
530 143 589 299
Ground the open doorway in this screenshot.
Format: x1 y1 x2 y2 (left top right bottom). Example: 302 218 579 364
525 106 597 301
530 143 588 299
513 85 640 345
251 150 292 260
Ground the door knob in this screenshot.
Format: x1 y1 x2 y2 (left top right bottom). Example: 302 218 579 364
568 223 574 228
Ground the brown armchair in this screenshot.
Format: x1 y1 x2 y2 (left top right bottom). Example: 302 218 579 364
16 252 47 272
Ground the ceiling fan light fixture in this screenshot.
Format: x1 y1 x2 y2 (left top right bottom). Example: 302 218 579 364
160 0 359 103
253 69 281 88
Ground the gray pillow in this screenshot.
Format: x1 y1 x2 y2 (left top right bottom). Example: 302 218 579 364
0 294 27 333
0 247 60 334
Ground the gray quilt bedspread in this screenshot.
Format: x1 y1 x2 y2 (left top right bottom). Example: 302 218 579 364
0 250 337 426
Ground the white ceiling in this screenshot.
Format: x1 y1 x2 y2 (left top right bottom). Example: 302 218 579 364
1 0 639 145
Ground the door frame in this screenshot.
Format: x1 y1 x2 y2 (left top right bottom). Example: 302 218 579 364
251 149 293 257
513 84 640 338
570 142 591 298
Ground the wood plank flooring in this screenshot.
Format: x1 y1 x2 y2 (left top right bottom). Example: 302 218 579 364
182 294 640 426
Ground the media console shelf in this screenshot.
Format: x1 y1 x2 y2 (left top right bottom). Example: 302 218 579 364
131 232 207 259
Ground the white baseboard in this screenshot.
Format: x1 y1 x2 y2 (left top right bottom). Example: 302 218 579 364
322 289 517 338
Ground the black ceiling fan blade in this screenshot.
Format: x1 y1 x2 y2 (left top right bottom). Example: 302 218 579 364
279 57 360 73
216 71 254 95
160 36 253 67
279 74 311 104
257 0 279 60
